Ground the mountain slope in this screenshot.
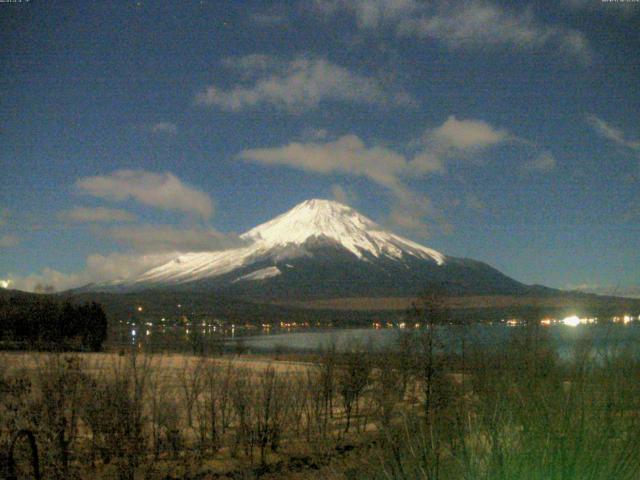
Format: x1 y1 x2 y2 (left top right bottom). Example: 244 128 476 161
92 199 538 299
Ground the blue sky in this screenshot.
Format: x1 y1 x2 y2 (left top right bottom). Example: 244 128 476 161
1 0 639 295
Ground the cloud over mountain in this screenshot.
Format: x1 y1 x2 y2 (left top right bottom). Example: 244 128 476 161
313 0 591 63
240 116 514 233
76 170 214 220
107 225 245 253
2 252 178 293
196 56 412 112
59 207 137 223
587 115 640 154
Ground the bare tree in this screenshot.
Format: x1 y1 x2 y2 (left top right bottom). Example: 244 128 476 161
81 353 151 480
31 354 89 479
254 366 290 465
229 367 255 461
179 357 205 429
302 369 327 442
373 347 404 428
394 330 419 400
411 288 450 422
201 360 221 452
337 345 371 434
148 363 181 460
319 343 337 430
287 373 309 439
218 361 235 436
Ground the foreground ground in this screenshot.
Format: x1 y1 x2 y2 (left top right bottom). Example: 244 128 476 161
2 325 640 479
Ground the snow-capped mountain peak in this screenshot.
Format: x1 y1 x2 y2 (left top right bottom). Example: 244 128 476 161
242 198 444 263
122 199 445 287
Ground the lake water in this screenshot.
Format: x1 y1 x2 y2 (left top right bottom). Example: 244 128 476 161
236 323 640 359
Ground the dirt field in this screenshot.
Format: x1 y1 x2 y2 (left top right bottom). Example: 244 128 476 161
0 351 313 374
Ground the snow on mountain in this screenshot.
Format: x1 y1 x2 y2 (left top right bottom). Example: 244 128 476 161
232 266 281 283
125 199 445 287
242 199 444 263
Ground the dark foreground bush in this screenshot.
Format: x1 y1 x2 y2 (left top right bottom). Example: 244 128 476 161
0 296 107 351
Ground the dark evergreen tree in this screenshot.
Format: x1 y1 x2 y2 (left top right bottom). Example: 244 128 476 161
0 296 108 351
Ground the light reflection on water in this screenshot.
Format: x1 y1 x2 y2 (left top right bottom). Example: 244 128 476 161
235 323 640 359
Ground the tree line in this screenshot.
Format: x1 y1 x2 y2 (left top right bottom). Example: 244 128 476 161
0 295 107 351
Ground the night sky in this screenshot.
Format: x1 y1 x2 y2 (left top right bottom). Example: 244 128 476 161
1 0 639 296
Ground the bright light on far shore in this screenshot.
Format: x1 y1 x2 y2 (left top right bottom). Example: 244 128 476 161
0 280 11 289
562 315 581 327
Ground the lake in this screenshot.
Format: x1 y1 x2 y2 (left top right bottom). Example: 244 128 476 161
235 323 640 359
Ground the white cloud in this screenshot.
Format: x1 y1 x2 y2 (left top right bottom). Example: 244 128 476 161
330 184 357 206
239 133 429 231
239 116 510 190
3 226 245 291
315 0 591 63
239 117 514 185
400 3 584 55
410 116 512 173
0 234 19 248
313 0 418 28
428 115 509 151
107 224 245 253
4 269 83 293
385 189 437 234
240 116 515 234
587 115 640 153
59 206 136 223
83 252 178 283
409 150 445 175
4 252 178 293
2 224 242 292
196 56 412 112
150 122 178 135
240 134 409 192
524 151 557 172
76 170 214 220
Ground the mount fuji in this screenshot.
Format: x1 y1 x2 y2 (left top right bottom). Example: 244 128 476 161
91 199 542 300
